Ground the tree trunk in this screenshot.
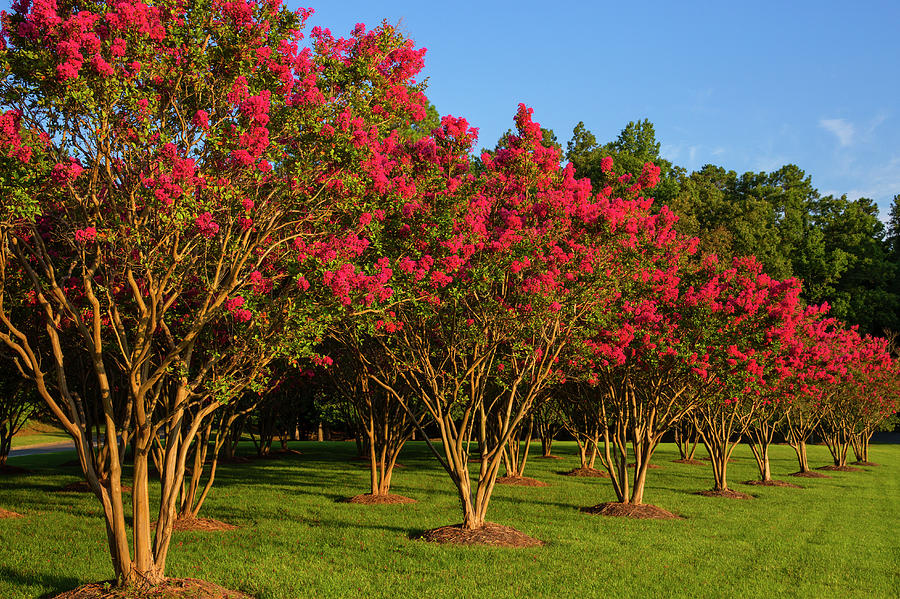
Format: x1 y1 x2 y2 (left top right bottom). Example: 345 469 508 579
851 431 872 463
630 461 649 505
0 429 10 466
129 444 164 586
577 437 588 468
540 435 553 457
750 442 771 481
702 436 731 491
587 439 598 469
367 428 380 495
790 439 810 472
823 430 850 467
748 425 773 482
456 475 482 530
675 419 699 460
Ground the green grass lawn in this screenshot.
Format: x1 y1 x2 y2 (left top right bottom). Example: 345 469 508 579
10 421 71 449
10 431 72 450
1 441 897 598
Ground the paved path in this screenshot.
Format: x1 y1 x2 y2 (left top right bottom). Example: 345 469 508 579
9 440 75 458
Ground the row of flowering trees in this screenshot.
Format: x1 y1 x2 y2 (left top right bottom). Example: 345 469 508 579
325 112 899 515
0 0 896 594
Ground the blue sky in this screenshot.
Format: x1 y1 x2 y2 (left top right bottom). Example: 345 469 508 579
303 0 900 216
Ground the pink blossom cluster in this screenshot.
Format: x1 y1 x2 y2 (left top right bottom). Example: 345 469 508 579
195 212 220 238
9 1 166 83
141 143 198 208
224 296 252 322
74 226 97 244
0 110 34 163
51 158 84 184
322 260 393 306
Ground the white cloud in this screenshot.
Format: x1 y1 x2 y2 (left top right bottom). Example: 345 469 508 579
844 156 900 205
688 145 699 164
819 118 855 146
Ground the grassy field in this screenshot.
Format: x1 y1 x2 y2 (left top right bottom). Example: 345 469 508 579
0 441 897 598
10 421 71 450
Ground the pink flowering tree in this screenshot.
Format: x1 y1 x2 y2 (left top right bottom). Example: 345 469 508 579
847 351 899 464
741 304 811 484
565 156 705 509
325 104 612 534
322 330 423 500
687 256 801 495
781 310 854 474
820 334 898 467
555 383 604 472
0 1 432 589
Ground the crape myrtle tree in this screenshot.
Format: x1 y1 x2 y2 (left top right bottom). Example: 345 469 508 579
0 349 42 468
324 330 422 499
373 106 602 531
556 382 603 472
0 0 433 588
781 309 854 474
672 417 701 462
688 255 801 494
848 353 899 464
326 104 613 531
566 155 705 507
175 385 267 521
819 334 897 467
744 375 791 483
533 393 564 458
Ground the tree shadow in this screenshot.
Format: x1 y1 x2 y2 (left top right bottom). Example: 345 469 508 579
0 565 83 599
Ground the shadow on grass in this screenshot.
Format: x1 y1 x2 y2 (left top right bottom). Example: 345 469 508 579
0 565 82 599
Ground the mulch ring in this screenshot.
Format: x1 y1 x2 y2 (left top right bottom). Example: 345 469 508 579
671 458 706 466
562 467 609 478
168 517 239 532
0 507 24 518
581 502 682 519
536 455 563 460
345 493 417 505
851 461 879 467
627 463 664 469
817 465 863 472
418 522 544 548
60 481 132 494
695 489 755 500
495 475 549 487
49 578 253 598
790 471 831 478
741 479 803 488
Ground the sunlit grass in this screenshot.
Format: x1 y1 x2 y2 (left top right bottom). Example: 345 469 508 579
1 441 897 598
